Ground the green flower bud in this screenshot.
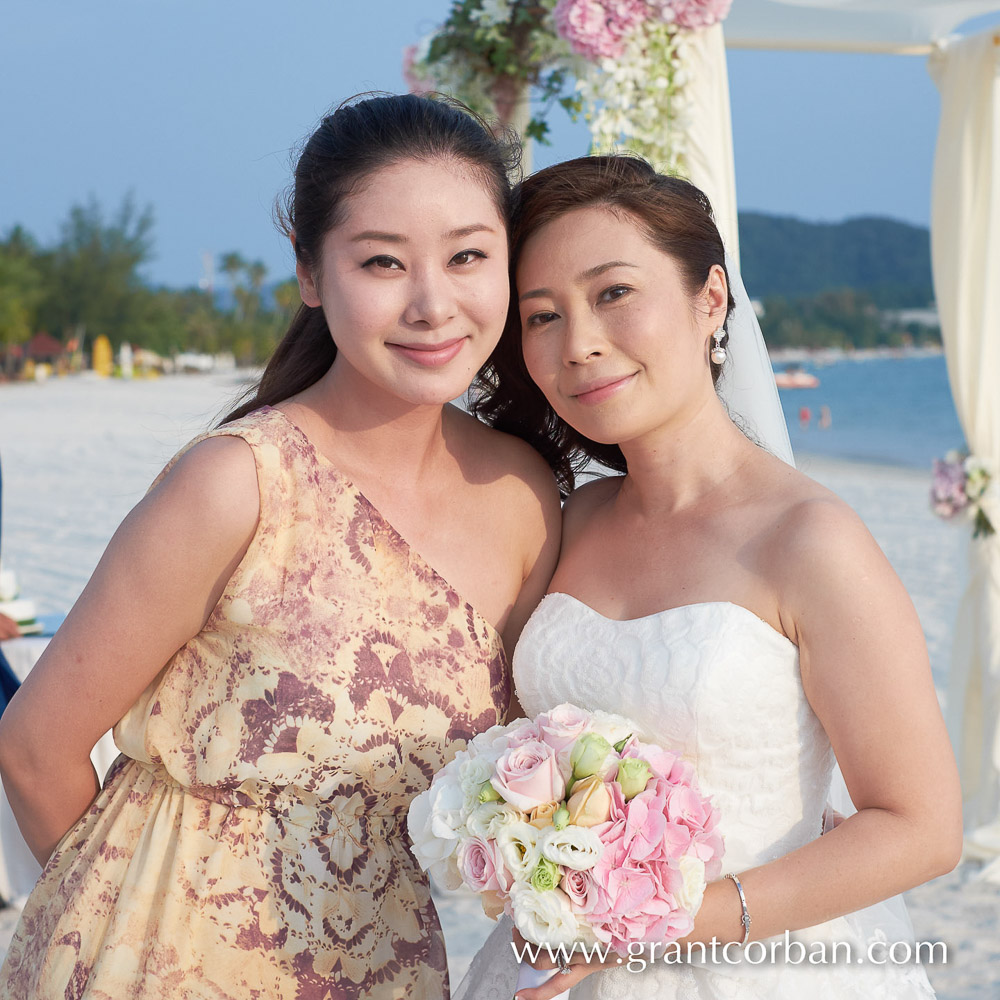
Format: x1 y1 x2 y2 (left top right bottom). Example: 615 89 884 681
553 805 570 831
478 780 502 804
571 733 613 779
613 734 632 754
530 856 560 892
617 758 652 800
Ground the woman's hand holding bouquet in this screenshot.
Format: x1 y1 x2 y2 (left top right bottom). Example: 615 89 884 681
408 703 723 996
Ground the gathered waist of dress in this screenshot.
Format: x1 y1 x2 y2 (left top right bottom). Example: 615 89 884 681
115 756 410 842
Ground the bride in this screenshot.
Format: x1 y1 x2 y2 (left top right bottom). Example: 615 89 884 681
459 154 961 999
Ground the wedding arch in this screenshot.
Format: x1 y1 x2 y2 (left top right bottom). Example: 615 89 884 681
409 0 1000 875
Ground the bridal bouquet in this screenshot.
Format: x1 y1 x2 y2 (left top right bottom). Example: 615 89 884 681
407 702 723 956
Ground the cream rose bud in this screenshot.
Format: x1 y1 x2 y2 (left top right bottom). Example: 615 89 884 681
510 884 582 948
528 801 561 829
496 821 543 883
491 740 566 811
539 824 603 871
566 774 613 827
676 855 707 914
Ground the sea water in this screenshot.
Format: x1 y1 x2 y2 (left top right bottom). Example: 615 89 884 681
776 353 965 469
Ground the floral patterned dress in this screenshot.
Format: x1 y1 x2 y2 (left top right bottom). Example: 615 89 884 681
0 406 510 1000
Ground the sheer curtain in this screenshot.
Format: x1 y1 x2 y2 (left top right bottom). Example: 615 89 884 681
928 27 1000 880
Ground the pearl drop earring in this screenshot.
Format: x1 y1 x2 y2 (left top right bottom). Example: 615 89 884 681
710 328 727 365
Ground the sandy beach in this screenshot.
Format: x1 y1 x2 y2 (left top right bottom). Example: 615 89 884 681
0 372 997 996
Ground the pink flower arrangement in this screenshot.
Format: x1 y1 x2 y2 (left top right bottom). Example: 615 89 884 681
407 703 723 956
554 0 650 60
554 0 733 61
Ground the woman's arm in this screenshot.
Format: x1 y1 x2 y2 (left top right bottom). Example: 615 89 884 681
0 436 260 865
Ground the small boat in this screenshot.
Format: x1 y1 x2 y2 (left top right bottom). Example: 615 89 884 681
775 365 820 389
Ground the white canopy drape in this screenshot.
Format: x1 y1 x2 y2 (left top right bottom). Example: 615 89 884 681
682 25 741 261
929 28 1000 881
719 2 1000 870
726 0 1000 52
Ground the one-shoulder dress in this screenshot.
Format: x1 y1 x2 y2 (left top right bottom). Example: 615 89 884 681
0 406 510 999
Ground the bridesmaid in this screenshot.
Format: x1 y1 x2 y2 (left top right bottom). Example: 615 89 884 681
0 95 560 998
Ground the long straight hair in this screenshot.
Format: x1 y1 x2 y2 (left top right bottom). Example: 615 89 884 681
222 93 520 424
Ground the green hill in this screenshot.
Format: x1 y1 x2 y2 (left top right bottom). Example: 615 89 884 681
737 212 933 307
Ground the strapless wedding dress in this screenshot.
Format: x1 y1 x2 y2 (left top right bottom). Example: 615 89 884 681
454 593 936 999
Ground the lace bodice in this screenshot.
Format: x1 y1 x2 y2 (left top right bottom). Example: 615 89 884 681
514 595 833 873
455 594 936 1000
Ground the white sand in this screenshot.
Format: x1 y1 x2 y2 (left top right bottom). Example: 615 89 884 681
0 373 997 997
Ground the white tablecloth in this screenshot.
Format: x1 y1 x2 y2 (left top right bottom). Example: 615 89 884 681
0 636 119 904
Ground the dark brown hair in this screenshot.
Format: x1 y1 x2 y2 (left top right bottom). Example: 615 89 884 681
222 93 520 423
469 154 735 493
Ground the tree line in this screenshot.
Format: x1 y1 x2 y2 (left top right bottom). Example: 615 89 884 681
1 196 940 368
0 195 300 368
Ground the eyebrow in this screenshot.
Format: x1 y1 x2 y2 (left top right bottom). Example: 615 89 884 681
518 260 638 302
350 223 499 244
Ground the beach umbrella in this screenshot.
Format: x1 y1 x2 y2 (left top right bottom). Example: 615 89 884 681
723 0 1000 879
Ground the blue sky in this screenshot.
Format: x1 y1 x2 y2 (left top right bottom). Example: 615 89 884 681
2 1 998 288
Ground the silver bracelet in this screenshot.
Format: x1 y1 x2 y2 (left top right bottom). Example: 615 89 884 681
724 872 752 946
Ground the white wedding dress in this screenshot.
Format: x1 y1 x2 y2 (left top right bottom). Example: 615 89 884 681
454 593 937 1000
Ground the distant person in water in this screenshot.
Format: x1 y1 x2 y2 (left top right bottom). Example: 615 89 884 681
820 404 832 430
799 404 812 430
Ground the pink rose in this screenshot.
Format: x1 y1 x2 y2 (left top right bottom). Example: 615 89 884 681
506 721 543 747
561 867 604 914
491 740 566 811
457 836 514 895
536 703 593 752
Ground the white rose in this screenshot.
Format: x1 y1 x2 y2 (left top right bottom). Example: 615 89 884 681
407 777 467 890
587 709 638 748
539 825 603 872
496 821 542 883
676 855 707 915
510 885 582 947
466 801 522 840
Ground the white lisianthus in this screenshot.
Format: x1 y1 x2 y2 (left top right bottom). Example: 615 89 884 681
406 777 467 890
459 756 497 812
510 884 582 947
539 825 603 871
496 821 542 884
466 801 522 840
676 855 707 915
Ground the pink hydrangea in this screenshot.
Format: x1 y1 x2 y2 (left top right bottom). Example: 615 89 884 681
649 0 732 30
553 0 650 61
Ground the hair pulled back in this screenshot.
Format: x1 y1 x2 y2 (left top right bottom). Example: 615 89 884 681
470 154 735 493
223 93 520 423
